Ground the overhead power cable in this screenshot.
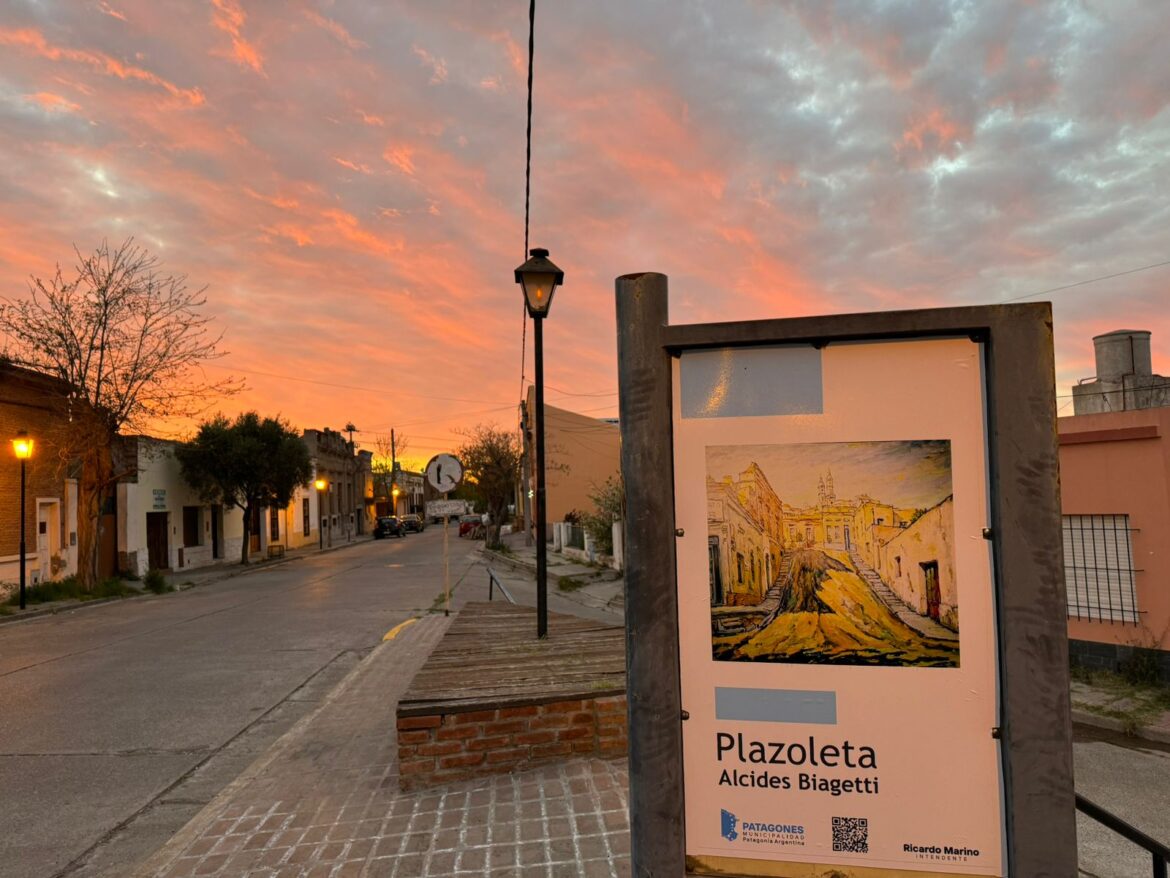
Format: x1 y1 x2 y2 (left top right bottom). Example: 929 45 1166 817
518 0 537 406
999 259 1170 304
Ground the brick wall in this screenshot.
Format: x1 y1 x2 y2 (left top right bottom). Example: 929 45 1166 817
0 367 72 561
397 694 627 792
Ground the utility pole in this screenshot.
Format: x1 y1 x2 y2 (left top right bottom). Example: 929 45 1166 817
345 422 357 540
391 429 398 516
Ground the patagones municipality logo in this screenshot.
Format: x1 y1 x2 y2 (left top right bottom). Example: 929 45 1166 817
720 809 739 841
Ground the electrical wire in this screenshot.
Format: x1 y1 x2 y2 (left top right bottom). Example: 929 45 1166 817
998 259 1170 304
518 0 536 406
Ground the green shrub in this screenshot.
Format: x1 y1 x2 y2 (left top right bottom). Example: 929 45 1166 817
3 575 139 605
143 569 171 594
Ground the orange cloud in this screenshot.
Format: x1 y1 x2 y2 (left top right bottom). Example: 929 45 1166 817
210 0 265 75
304 9 366 50
412 45 447 84
333 156 372 174
26 92 81 113
322 209 404 258
0 28 204 105
383 144 416 175
244 187 299 210
261 224 313 247
358 110 385 126
98 2 128 22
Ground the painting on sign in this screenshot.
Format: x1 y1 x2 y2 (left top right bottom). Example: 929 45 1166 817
707 440 959 667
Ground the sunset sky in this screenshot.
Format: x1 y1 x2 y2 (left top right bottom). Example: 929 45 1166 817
1 1 1167 464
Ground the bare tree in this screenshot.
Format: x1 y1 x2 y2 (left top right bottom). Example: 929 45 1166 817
0 239 238 586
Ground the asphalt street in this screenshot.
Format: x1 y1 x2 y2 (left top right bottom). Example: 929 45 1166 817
0 528 481 878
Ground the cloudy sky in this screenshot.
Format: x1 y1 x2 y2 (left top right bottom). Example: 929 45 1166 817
1 0 1167 463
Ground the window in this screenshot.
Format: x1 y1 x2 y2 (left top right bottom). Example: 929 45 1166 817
303 498 310 536
182 506 201 547
736 553 744 584
269 506 280 542
1063 514 1138 624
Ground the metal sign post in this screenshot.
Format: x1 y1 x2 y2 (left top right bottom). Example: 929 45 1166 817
615 272 1076 877
425 454 464 618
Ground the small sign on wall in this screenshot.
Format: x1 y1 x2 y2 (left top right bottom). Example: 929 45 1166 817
153 489 166 511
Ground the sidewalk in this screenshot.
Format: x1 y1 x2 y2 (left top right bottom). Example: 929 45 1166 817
481 532 624 618
134 613 632 878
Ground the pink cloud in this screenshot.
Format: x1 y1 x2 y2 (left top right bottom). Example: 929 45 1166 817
303 9 367 50
0 27 205 105
209 0 265 76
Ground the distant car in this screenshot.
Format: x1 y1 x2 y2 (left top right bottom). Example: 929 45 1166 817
374 516 403 539
400 514 425 533
458 513 482 538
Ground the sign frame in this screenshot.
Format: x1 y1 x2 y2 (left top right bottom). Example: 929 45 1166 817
615 272 1075 876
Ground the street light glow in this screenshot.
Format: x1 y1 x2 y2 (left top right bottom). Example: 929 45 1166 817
12 432 33 460
314 478 326 490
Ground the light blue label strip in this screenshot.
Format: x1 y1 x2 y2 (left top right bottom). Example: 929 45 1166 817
680 345 823 419
715 687 837 724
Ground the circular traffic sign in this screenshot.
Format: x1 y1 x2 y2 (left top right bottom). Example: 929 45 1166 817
425 453 464 494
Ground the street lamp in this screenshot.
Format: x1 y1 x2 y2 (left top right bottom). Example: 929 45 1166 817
12 431 34 610
391 485 400 517
314 478 327 549
515 247 564 638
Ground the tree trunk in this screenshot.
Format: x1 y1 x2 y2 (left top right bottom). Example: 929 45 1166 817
241 505 251 565
75 445 113 589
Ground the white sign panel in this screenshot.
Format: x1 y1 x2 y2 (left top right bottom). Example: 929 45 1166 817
424 453 463 494
673 338 1005 875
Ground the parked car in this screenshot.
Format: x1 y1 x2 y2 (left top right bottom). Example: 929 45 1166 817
400 513 425 533
458 513 483 538
373 516 403 539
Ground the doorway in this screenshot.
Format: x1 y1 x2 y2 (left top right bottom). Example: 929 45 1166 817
211 506 222 559
36 500 61 582
922 561 941 620
708 537 723 606
249 506 262 554
146 512 169 571
844 525 851 550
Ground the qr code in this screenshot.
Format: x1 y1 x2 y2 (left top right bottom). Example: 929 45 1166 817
832 816 868 853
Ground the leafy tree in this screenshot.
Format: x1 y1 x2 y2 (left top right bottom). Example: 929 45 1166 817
176 412 312 564
457 423 521 549
580 474 624 555
0 239 236 586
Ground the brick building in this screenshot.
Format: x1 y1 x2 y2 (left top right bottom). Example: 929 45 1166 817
0 362 81 593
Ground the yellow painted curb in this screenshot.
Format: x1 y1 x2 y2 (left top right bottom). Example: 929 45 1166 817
383 617 419 641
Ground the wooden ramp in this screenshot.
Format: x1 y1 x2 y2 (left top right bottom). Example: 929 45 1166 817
397 601 626 717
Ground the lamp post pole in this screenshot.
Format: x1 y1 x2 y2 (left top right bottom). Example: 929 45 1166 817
12 432 33 610
18 450 27 610
315 478 327 550
514 247 563 640
533 313 548 638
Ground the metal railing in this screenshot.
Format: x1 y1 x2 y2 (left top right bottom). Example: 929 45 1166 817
487 568 515 603
565 524 585 550
1077 794 1170 877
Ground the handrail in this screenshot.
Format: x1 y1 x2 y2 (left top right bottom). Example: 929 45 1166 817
487 568 515 604
1076 794 1170 877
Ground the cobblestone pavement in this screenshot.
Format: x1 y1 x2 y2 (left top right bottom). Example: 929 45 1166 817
134 614 632 878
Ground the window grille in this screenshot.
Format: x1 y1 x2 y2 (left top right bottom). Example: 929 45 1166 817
1063 514 1138 624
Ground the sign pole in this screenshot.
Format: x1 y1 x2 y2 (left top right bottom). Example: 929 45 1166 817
444 514 450 616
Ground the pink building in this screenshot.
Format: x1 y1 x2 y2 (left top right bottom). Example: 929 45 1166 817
1059 330 1170 680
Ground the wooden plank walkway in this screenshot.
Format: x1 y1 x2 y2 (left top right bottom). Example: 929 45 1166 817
396 602 626 717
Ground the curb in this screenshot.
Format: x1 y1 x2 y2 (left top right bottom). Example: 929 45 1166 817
1072 709 1170 745
481 548 624 615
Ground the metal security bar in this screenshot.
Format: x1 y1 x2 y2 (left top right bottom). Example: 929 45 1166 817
1077 794 1170 877
1063 514 1139 624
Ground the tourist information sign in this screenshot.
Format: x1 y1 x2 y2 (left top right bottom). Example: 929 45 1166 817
615 273 1075 877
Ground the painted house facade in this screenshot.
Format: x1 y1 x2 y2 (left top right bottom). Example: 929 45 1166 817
1060 329 1170 679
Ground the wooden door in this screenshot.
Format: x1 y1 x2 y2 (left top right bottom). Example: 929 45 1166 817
922 561 941 620
249 505 261 553
146 512 169 571
211 506 222 558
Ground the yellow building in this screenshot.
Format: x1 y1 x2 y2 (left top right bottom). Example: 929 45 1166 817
523 388 621 526
878 497 957 631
